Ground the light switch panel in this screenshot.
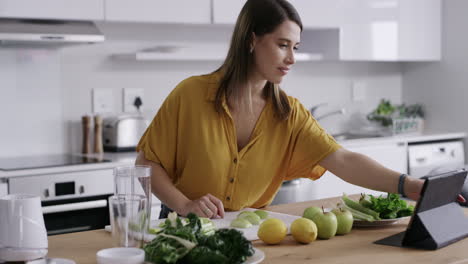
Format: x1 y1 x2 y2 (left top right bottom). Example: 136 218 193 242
352 81 366 102
92 88 114 113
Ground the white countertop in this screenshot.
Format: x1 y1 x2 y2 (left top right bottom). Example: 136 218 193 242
0 152 137 179
1 131 466 179
339 131 466 147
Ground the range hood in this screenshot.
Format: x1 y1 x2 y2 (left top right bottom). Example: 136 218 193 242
0 18 105 46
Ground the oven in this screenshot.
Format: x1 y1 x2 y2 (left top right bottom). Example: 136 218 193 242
8 168 114 235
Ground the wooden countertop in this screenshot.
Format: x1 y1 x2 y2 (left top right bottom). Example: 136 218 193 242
47 196 468 264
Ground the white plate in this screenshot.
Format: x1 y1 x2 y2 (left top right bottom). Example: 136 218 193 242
353 216 410 227
97 247 145 264
244 248 265 264
105 208 298 242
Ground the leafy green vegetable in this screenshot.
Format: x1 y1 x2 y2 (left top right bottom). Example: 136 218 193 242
179 246 229 264
199 229 254 264
144 234 191 264
342 194 381 220
359 193 373 208
339 202 375 222
367 99 425 127
367 193 414 219
144 212 253 264
343 193 415 221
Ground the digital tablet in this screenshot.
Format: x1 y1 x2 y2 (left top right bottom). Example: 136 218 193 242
375 169 468 250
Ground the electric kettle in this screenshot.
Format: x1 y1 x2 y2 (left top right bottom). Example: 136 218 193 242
0 194 48 262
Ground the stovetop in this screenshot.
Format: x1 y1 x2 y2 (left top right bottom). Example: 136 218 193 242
0 154 111 171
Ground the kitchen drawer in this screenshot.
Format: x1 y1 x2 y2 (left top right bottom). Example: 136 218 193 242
9 169 113 201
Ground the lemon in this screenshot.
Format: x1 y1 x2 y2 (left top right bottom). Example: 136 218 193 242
290 218 318 244
257 218 287 245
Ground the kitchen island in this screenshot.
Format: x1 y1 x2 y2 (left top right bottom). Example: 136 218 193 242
47 195 468 264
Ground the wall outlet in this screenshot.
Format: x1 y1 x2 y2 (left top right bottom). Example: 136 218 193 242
123 88 144 113
92 88 114 113
351 81 366 102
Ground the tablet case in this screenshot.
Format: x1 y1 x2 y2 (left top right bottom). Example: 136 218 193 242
374 169 468 250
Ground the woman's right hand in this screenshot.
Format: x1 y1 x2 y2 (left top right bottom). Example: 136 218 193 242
179 194 225 219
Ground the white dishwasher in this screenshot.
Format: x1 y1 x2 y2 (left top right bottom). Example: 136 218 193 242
408 140 465 178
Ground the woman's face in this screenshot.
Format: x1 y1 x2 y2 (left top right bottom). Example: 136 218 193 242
251 20 301 84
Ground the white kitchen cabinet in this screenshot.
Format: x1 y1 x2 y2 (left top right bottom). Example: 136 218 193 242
212 0 246 25
309 141 408 200
212 0 341 28
105 0 211 24
288 0 342 29
340 0 441 61
0 0 104 20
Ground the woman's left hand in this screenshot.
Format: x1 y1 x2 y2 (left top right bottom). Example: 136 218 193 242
405 176 467 203
404 176 424 201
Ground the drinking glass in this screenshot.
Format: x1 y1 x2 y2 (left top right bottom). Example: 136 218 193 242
108 194 147 248
113 165 152 243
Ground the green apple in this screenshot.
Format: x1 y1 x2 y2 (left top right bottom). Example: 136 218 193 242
303 206 322 221
331 208 353 235
311 208 338 239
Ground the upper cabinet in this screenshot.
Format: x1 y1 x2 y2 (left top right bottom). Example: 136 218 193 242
212 0 246 25
0 0 104 20
104 0 211 24
340 0 441 61
212 0 341 28
0 0 440 61
288 0 342 28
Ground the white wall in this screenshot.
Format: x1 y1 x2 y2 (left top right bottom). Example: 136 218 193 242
0 23 403 157
402 0 468 133
0 48 66 158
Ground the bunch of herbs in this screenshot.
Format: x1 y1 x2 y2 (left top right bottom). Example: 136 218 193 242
144 212 254 264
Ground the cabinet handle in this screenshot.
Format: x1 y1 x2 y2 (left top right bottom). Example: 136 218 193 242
44 189 50 198
79 185 85 194
42 200 107 214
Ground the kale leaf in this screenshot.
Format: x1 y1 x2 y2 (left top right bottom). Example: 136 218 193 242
144 213 254 264
144 235 191 264
369 193 414 219
198 228 254 264
179 246 229 264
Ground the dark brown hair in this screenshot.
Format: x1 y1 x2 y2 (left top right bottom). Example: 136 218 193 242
214 0 303 120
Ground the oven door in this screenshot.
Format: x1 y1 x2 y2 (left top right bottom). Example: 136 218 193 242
42 194 112 235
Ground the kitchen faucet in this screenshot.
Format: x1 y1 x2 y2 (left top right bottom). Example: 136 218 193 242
310 103 346 121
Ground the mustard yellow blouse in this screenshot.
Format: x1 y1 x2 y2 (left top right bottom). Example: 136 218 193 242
137 72 341 211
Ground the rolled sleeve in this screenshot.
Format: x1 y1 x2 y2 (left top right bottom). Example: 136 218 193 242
136 88 180 181
285 100 341 181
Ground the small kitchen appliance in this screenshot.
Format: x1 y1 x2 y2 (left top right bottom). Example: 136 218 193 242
102 114 149 152
0 194 48 262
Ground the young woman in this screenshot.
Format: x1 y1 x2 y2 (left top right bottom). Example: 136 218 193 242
136 0 464 219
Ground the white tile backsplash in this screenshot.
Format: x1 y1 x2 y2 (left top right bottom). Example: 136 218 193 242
0 29 403 157
0 48 66 158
